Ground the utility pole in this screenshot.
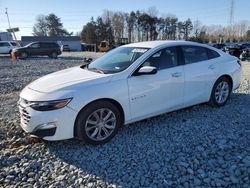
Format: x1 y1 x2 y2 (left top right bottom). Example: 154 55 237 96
229 0 234 25
5 8 18 41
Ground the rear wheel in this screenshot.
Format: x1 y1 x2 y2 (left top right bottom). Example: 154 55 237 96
50 52 58 59
209 77 232 107
75 101 122 145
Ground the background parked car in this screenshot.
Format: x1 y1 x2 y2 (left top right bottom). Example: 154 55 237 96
12 42 61 59
239 43 250 50
223 45 241 58
212 43 226 50
0 41 19 54
61 44 70 52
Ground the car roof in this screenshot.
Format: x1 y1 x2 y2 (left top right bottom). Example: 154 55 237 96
0 41 17 43
123 40 209 49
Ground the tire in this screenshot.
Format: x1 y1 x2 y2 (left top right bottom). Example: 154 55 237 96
209 77 232 107
20 52 28 59
50 52 58 59
75 101 122 145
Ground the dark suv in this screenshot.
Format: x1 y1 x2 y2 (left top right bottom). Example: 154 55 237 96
12 42 61 59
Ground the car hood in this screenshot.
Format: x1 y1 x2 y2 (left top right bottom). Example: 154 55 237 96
13 46 27 51
27 66 112 93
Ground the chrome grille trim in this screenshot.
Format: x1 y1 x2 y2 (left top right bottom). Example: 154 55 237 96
19 104 31 125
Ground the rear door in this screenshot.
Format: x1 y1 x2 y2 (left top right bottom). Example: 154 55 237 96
181 45 220 107
40 43 49 55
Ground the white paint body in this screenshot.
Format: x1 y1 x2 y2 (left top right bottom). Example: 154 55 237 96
19 41 241 141
0 41 18 54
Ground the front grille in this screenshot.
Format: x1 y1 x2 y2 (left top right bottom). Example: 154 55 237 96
19 104 31 125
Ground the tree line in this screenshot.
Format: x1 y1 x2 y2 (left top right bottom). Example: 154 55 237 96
33 9 250 45
80 9 250 45
80 10 194 46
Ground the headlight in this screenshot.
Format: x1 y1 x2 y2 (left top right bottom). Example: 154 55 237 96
29 98 72 111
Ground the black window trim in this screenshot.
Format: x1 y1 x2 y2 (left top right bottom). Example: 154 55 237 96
0 42 11 47
206 48 221 60
180 45 211 65
130 45 185 77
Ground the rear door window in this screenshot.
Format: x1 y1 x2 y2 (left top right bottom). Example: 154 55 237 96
181 46 208 64
41 43 49 48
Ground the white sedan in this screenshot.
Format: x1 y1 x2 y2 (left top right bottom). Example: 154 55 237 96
19 41 241 144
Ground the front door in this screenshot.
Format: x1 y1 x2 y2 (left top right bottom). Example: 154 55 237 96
128 47 184 120
29 43 41 56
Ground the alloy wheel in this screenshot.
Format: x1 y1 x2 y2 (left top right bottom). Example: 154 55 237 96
215 81 230 104
85 108 116 141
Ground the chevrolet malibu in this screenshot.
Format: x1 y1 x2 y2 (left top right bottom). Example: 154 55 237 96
18 41 241 144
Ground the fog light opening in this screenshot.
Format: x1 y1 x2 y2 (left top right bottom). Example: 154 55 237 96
35 122 57 130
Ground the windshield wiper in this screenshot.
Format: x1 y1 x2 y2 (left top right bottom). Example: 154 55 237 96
88 67 105 74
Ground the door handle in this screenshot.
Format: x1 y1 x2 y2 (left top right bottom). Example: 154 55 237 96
208 65 215 69
171 72 182 77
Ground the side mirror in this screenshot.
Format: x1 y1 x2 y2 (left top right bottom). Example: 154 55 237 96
136 66 157 75
83 57 93 63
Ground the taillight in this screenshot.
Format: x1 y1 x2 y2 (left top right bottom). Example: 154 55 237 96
237 60 241 66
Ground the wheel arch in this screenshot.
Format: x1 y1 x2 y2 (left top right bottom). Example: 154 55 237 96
73 98 125 137
216 74 233 90
20 51 29 57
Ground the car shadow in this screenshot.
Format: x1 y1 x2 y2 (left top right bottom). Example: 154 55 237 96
0 55 11 60
12 56 85 61
47 92 250 186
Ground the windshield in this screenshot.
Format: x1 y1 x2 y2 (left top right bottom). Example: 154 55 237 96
10 42 18 46
87 47 149 74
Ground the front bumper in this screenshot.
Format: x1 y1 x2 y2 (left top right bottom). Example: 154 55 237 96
18 98 78 141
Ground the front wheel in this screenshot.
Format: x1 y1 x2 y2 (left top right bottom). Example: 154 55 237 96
75 101 122 145
20 52 28 59
209 77 232 107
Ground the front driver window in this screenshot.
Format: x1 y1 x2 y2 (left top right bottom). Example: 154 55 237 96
30 43 40 48
141 47 178 70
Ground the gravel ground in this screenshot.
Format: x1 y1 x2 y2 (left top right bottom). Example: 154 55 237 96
0 52 250 187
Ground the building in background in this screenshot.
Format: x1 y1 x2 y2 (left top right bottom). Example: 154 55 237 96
0 32 13 41
21 36 81 51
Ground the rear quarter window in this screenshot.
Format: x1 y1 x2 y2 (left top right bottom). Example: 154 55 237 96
10 42 17 46
207 48 220 59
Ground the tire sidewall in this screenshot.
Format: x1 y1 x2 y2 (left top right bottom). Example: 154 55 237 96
20 52 28 59
210 77 232 107
51 52 58 59
75 101 122 145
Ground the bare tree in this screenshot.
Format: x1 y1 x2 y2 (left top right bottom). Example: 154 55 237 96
111 12 126 44
33 15 48 36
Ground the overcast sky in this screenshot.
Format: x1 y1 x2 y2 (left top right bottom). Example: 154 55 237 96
0 0 249 39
